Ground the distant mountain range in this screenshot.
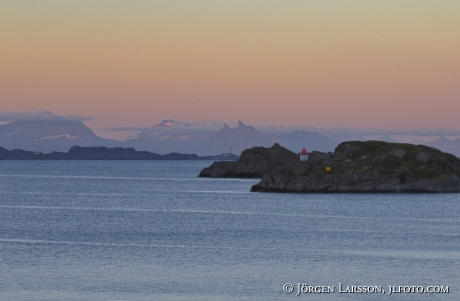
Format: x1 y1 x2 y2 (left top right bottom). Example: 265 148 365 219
427 137 460 157
279 130 337 153
196 121 280 156
0 120 115 153
0 119 459 157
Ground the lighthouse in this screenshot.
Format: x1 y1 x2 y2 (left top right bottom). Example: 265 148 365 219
299 147 309 162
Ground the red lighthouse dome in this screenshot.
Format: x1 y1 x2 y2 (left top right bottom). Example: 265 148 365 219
299 147 309 162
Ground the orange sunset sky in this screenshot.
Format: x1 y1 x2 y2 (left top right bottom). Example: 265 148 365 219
1 1 459 133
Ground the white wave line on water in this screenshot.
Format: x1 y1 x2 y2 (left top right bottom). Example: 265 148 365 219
0 174 254 182
0 205 166 212
0 205 459 223
0 174 161 180
0 191 164 196
168 209 460 223
179 190 249 194
1 238 458 260
0 189 251 196
0 237 290 251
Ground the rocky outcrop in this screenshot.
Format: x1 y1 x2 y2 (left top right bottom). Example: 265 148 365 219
250 141 460 193
198 143 298 178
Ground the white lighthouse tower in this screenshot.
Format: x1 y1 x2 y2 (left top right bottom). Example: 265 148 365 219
299 147 309 162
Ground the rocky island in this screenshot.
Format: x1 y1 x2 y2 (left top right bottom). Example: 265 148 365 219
199 141 460 193
198 143 298 178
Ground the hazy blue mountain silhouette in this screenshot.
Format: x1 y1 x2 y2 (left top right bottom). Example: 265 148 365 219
374 135 396 143
196 121 280 155
427 136 460 157
279 130 338 153
5 119 452 159
0 120 115 153
121 130 211 155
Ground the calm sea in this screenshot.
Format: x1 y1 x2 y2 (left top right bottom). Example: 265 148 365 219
0 160 459 301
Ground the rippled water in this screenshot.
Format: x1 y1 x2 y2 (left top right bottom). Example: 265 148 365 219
0 160 459 300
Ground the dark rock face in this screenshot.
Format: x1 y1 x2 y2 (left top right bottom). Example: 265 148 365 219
249 141 460 193
198 143 298 178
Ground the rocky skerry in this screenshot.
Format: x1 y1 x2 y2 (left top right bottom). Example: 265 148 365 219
200 141 460 193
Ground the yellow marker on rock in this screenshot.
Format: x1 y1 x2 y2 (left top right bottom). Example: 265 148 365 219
326 167 331 171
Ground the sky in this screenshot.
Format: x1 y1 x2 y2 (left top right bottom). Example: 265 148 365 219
1 0 459 134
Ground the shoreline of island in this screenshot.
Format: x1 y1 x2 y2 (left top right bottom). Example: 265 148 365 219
199 141 460 193
0 145 239 160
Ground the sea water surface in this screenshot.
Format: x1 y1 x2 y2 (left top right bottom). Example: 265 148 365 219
0 160 459 301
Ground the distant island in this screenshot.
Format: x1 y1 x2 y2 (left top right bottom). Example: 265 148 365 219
0 145 239 160
199 141 460 193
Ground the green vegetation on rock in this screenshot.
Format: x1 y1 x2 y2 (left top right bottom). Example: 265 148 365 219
332 141 459 179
